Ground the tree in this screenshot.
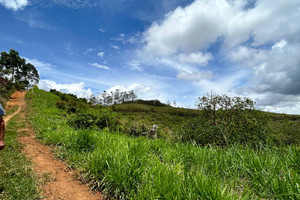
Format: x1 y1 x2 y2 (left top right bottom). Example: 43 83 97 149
128 90 137 102
19 63 39 89
166 100 171 106
113 89 120 104
0 49 39 88
101 91 108 105
180 92 269 147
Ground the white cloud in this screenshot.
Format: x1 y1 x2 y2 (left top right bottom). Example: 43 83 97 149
110 44 120 50
106 83 158 101
143 0 231 56
51 0 91 9
177 70 213 81
65 43 74 56
127 32 142 44
127 60 143 71
0 0 28 11
99 26 106 33
143 0 300 56
107 83 151 94
177 52 213 65
111 33 125 42
16 17 55 30
24 57 53 72
39 80 92 98
139 0 300 113
272 39 287 50
89 62 110 70
24 57 54 76
97 52 105 58
84 48 97 54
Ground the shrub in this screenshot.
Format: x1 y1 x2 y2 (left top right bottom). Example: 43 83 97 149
68 113 98 129
124 122 149 137
68 111 122 132
179 92 269 147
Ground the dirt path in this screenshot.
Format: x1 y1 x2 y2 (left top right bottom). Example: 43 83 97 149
4 91 104 200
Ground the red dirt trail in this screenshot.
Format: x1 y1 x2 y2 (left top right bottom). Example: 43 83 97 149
4 91 104 200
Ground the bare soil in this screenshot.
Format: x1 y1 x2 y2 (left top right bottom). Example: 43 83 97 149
4 91 104 200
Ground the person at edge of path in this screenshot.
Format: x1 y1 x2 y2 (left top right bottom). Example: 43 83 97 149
0 103 5 150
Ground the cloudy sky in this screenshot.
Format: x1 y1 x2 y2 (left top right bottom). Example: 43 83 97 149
1 0 300 114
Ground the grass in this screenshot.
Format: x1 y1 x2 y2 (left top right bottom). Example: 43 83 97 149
26 88 300 199
4 105 19 116
0 114 40 200
111 103 199 136
111 102 300 145
266 112 300 145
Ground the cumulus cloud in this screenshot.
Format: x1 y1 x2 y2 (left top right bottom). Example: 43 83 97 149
143 0 229 56
0 0 28 11
107 83 151 94
253 93 300 114
105 82 174 103
250 43 300 95
39 80 92 98
177 52 213 65
144 0 299 56
89 62 110 70
140 0 300 113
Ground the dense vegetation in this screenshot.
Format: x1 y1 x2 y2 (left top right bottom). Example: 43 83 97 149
179 92 269 147
0 49 39 105
26 88 300 199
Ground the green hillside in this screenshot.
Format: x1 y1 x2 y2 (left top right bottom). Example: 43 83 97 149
110 98 300 145
24 88 299 199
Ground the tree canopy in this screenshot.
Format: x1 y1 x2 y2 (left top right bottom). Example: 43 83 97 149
0 49 39 89
179 92 269 147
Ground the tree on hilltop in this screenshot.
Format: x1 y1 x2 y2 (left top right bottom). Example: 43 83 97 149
0 49 39 89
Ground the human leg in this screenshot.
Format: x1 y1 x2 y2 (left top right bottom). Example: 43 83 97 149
0 116 5 150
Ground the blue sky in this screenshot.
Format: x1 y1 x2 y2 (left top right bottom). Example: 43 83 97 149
1 0 300 114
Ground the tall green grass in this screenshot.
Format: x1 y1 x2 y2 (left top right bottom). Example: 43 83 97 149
26 88 300 199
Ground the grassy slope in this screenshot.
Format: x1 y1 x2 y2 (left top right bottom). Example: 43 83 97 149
26 88 300 199
111 103 199 137
265 112 300 144
112 102 300 144
0 115 40 200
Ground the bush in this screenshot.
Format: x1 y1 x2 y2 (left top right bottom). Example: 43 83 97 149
178 93 269 147
68 111 122 132
68 113 98 129
124 122 149 137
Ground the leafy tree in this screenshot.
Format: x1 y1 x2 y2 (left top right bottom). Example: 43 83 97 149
113 89 120 104
180 92 269 147
0 49 20 82
101 90 108 105
128 90 137 102
0 49 39 88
